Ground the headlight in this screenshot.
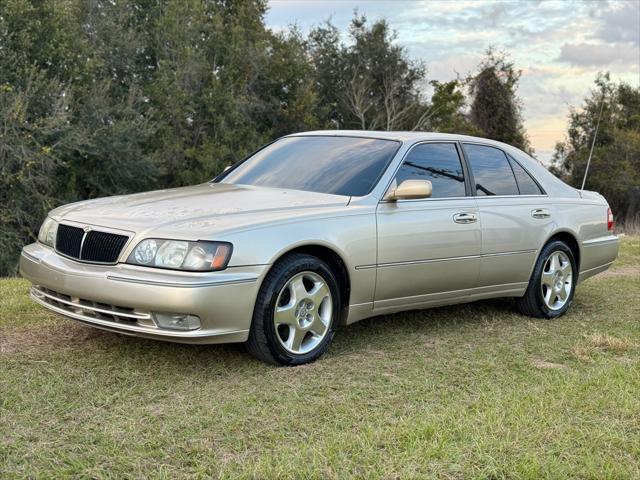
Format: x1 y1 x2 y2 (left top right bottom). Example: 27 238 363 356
126 239 232 271
38 217 58 247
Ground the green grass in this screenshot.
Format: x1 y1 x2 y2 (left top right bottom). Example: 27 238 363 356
1 240 639 479
616 234 640 268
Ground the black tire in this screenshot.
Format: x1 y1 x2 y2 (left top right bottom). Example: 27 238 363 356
516 240 577 318
246 253 340 365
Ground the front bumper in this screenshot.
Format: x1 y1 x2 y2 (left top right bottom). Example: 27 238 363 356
20 243 267 344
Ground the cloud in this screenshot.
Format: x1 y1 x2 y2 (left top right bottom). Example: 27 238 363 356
557 42 640 66
591 1 640 45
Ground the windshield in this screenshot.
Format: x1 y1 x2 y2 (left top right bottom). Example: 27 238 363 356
218 136 400 196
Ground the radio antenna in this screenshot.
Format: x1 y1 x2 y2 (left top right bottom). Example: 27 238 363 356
580 92 606 193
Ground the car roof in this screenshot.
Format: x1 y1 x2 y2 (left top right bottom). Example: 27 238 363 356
288 129 508 146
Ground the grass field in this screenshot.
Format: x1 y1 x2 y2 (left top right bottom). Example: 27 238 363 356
1 237 639 479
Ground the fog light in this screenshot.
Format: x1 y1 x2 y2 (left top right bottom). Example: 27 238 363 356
153 313 201 331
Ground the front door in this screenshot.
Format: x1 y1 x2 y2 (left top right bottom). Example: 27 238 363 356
374 142 481 312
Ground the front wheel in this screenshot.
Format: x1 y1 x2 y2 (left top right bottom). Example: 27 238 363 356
246 253 340 365
516 240 577 318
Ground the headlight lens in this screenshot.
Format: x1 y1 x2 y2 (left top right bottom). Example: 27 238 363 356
38 217 58 247
133 239 158 265
127 239 232 271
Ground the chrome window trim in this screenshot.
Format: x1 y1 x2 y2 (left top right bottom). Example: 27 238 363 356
378 195 474 205
460 141 548 196
379 193 548 205
473 194 549 199
377 139 550 204
378 140 470 202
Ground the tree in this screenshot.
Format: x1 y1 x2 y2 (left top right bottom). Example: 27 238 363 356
308 16 477 134
551 73 640 222
0 72 71 275
310 16 427 131
147 0 320 187
0 3 494 275
419 80 481 135
468 49 531 151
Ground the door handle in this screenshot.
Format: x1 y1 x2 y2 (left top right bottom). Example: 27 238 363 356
453 212 478 224
531 208 551 219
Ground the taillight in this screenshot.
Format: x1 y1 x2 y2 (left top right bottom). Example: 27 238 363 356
607 208 614 231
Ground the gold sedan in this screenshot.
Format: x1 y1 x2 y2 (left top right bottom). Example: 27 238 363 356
21 131 619 364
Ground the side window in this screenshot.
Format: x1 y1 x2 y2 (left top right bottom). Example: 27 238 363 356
508 156 543 195
394 143 466 198
463 144 519 196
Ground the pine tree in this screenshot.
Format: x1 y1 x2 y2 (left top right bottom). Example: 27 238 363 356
468 49 531 152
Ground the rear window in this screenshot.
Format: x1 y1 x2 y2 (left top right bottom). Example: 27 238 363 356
463 144 519 196
219 136 400 197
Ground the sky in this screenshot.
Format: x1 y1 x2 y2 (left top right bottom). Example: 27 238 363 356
266 0 640 162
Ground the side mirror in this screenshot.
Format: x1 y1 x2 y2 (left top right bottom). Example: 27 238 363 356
385 179 432 201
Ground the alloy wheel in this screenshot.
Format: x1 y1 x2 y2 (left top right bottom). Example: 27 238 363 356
540 251 573 310
273 271 333 354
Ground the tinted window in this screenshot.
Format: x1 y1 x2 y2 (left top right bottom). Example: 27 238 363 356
464 144 519 196
508 156 543 195
219 136 399 196
394 143 466 198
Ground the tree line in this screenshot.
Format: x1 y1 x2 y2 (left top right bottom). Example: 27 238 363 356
1 0 638 276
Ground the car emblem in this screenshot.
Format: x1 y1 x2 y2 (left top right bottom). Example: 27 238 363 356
83 226 92 233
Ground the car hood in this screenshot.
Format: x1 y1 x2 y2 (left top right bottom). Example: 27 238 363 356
50 183 350 236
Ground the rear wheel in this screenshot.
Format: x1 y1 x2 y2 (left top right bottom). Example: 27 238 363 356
246 253 339 365
516 240 577 318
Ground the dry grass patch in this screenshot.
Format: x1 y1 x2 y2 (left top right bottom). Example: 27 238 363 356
531 358 567 370
0 321 123 354
597 265 640 278
572 333 637 361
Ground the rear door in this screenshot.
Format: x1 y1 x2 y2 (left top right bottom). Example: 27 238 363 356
461 143 551 289
374 142 481 311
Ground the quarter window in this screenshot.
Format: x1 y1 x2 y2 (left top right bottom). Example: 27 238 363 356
463 144 519 196
508 156 543 195
394 143 466 198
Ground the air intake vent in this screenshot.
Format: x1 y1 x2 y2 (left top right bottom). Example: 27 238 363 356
55 224 129 264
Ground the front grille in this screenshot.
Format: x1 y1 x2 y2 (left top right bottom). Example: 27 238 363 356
56 224 84 259
82 231 129 263
55 224 129 264
31 286 150 324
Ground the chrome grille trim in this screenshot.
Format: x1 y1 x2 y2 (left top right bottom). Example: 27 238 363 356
31 286 151 322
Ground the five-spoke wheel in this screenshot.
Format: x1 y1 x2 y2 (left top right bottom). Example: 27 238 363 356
516 240 577 318
246 253 339 365
274 271 333 355
540 251 573 310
